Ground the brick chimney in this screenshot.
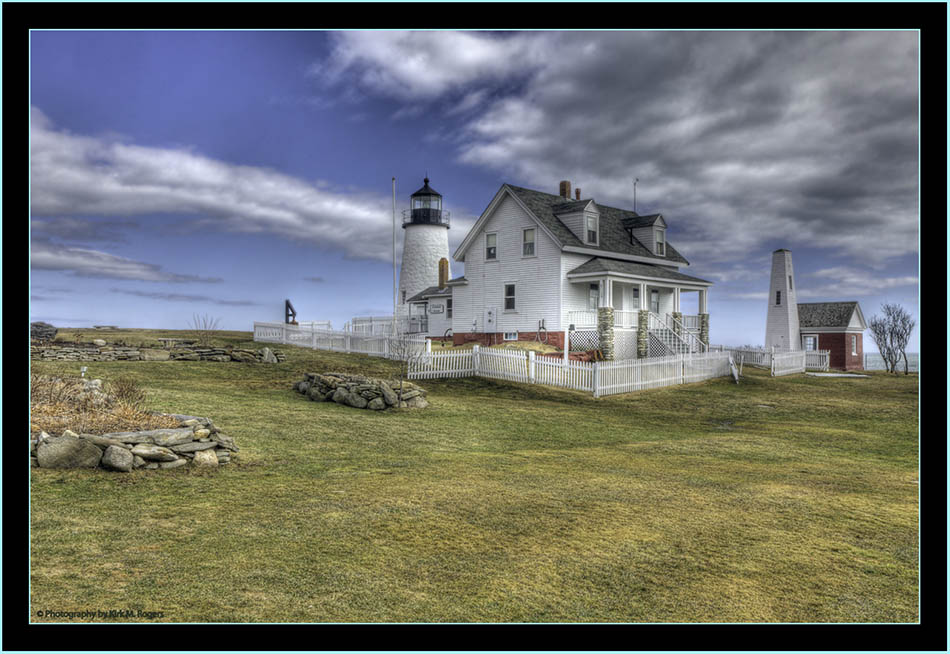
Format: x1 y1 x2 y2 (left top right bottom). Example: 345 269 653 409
559 180 572 199
575 188 581 200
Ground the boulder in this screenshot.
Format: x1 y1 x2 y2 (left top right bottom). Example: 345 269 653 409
92 339 107 347
367 397 386 411
308 386 326 402
193 428 211 439
230 351 257 363
150 429 196 447
101 445 134 472
101 428 191 445
406 396 429 409
160 459 188 470
130 444 178 462
192 449 218 467
379 382 398 406
344 392 368 409
260 347 278 364
133 455 146 468
170 441 218 453
141 349 171 361
36 435 103 469
79 434 133 450
332 387 348 404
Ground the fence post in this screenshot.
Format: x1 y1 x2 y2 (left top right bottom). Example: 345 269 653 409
473 344 480 376
311 329 316 349
592 361 600 398
528 351 536 383
281 325 287 344
426 339 432 354
384 337 390 360
345 334 351 353
563 329 570 368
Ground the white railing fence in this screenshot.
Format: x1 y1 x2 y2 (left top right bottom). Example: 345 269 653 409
253 322 426 360
771 350 806 376
805 350 830 371
409 347 732 397
710 346 828 373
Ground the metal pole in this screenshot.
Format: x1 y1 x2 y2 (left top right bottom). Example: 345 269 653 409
392 177 397 334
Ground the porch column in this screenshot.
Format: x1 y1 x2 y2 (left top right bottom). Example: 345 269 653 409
637 308 649 358
700 313 710 347
598 279 607 308
597 305 615 360
673 287 681 313
699 289 708 314
639 282 647 311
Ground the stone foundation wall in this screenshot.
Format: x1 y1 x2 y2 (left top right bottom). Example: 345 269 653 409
294 373 429 409
30 344 285 363
30 415 239 472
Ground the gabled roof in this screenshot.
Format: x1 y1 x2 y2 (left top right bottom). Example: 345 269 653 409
406 285 452 303
552 199 594 214
797 302 865 329
567 257 712 285
621 214 664 229
504 185 689 265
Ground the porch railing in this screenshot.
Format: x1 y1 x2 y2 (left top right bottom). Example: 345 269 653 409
567 309 640 329
681 314 701 332
663 312 706 353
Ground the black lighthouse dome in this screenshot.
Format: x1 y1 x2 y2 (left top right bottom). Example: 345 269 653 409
403 177 450 228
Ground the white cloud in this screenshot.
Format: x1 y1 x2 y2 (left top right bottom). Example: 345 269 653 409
30 107 479 263
30 239 222 283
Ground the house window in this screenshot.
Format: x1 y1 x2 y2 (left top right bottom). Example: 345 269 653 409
851 334 857 355
523 228 535 256
776 290 781 305
803 335 818 351
655 229 666 256
503 331 518 341
586 214 598 244
485 233 497 260
632 286 640 309
650 289 659 314
446 298 452 319
504 284 516 311
588 283 599 311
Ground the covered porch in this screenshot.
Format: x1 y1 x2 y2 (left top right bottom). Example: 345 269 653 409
565 277 709 332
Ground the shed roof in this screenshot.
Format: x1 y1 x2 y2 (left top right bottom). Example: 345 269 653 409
797 302 861 328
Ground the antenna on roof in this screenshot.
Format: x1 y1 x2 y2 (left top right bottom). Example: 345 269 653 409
633 178 639 213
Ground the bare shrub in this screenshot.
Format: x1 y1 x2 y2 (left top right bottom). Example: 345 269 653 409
868 303 916 374
190 314 221 347
108 375 147 411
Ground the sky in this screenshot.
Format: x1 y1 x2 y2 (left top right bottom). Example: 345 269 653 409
29 30 920 350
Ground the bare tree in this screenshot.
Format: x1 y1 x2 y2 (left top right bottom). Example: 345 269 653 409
190 314 221 347
868 303 916 374
386 332 427 403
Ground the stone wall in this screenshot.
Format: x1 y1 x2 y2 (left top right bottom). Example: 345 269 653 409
30 344 285 363
30 415 238 471
294 373 429 409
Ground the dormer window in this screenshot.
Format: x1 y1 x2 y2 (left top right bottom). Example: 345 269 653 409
485 233 497 260
655 228 666 256
586 214 598 245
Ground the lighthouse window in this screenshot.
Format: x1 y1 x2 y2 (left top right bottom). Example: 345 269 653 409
485 233 497 260
776 290 781 305
522 228 535 256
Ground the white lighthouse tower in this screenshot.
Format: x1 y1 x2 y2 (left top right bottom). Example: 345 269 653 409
398 177 451 315
764 248 800 350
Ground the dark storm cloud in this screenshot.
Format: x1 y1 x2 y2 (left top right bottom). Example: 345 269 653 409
324 31 919 266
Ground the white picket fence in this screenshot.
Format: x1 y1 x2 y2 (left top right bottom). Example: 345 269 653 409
771 350 807 376
711 345 829 373
408 347 732 397
253 321 427 360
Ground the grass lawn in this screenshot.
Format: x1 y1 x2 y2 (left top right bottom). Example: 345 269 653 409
30 330 919 623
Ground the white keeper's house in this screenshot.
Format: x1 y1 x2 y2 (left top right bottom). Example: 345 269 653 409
389 178 712 359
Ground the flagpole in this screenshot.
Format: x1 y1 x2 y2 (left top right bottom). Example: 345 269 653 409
392 177 397 335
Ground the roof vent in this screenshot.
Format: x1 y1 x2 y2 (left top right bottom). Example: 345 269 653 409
559 180 572 199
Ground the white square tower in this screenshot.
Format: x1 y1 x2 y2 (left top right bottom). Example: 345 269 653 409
764 249 800 350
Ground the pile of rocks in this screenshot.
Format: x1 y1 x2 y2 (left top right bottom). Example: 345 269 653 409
30 415 239 472
30 344 285 364
293 373 429 410
30 322 58 341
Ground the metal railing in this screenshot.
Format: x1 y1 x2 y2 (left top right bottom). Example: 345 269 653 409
401 208 451 227
662 312 706 353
